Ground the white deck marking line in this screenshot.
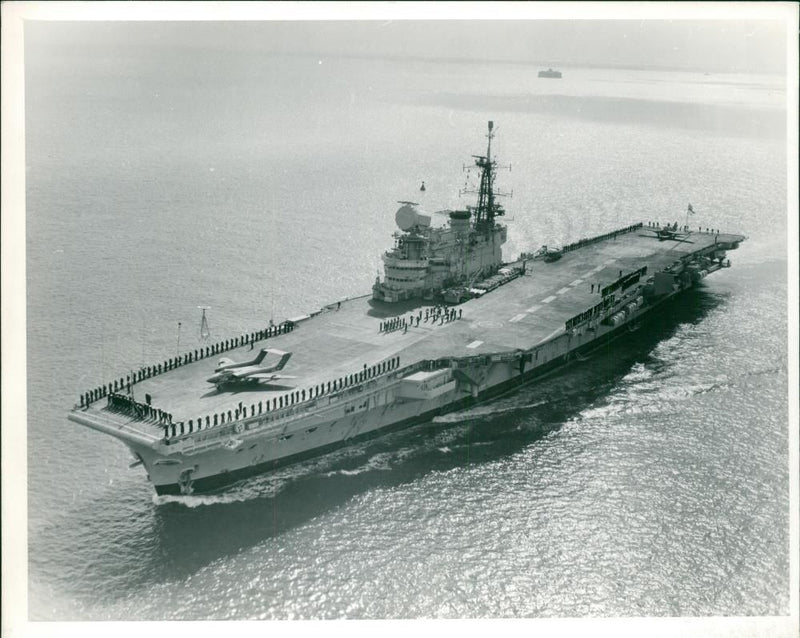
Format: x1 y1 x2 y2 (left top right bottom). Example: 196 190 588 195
603 258 616 264
526 305 541 313
569 279 583 286
557 287 570 295
466 340 483 349
509 313 527 323
542 295 557 303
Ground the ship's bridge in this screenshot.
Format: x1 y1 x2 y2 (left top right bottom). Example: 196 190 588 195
382 255 428 269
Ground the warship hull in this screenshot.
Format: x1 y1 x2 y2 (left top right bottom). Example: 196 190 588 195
68 224 744 496
149 293 685 495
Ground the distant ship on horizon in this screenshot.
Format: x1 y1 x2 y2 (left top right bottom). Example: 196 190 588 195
538 68 562 79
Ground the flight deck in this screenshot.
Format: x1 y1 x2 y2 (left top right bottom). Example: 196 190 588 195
80 227 743 434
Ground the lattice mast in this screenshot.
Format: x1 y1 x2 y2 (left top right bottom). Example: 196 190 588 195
198 306 211 341
463 121 509 230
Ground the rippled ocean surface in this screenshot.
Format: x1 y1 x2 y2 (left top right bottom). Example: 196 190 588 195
24 23 789 620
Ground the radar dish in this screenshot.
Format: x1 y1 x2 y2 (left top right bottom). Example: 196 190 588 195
395 202 432 231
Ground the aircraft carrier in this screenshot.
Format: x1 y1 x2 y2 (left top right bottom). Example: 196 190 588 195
68 122 746 496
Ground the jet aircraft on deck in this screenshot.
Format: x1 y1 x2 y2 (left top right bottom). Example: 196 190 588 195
206 348 295 390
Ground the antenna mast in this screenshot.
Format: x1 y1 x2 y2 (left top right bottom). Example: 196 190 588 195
198 306 211 341
460 121 510 230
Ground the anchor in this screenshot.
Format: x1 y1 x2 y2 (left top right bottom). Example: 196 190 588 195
177 468 195 495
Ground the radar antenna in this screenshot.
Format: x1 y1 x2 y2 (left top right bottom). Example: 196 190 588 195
198 306 211 341
459 121 511 230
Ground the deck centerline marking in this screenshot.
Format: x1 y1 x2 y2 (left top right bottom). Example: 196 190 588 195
557 287 570 295
466 340 483 349
509 313 527 323
526 305 540 313
542 295 556 303
569 279 583 286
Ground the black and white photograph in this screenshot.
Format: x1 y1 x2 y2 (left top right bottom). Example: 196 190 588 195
2 2 798 635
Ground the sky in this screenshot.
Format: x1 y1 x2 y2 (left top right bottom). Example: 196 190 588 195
215 20 789 72
21 13 790 74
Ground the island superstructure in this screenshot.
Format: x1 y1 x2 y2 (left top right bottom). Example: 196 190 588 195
68 122 745 496
373 121 508 303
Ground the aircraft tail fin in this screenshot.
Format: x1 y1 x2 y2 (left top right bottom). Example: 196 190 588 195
274 351 292 371
256 349 291 371
252 348 271 365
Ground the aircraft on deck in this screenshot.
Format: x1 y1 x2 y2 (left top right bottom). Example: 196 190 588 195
639 225 694 244
206 348 295 390
533 244 563 262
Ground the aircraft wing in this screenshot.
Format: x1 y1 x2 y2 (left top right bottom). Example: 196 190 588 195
230 366 262 378
248 373 297 381
215 348 272 372
214 357 236 371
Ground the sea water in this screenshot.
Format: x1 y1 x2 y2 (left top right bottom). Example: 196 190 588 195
24 23 789 619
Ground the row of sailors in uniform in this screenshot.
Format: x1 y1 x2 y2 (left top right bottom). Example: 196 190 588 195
160 356 402 440
107 392 173 425
561 223 642 255
380 306 463 333
79 321 295 409
647 221 723 234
